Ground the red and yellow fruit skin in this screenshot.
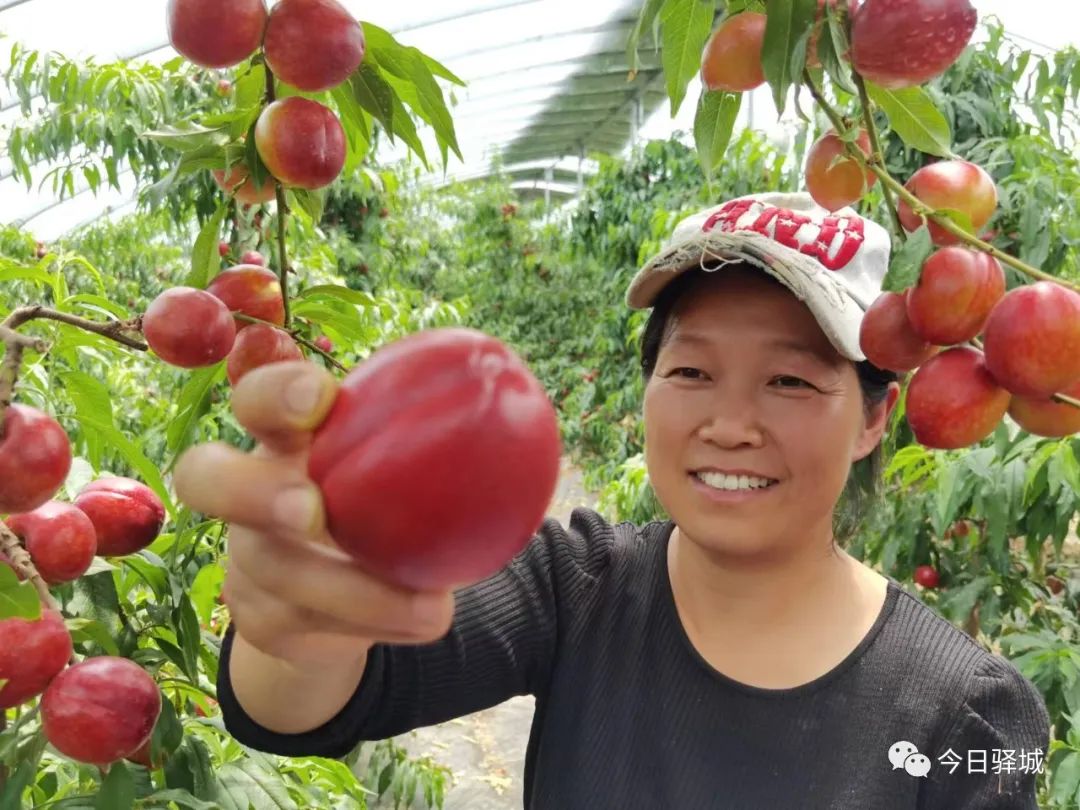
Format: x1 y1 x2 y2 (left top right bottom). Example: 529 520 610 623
254 97 346 190
897 160 998 247
6 501 97 584
314 335 334 353
850 0 977 89
700 13 767 93
41 656 161 766
805 129 876 212
0 610 73 709
143 287 237 369
308 328 563 591
905 347 1011 450
905 247 1005 345
1008 379 1080 438
0 404 72 515
226 323 304 386
212 163 276 205
207 265 286 328
240 250 265 266
982 282 1080 398
263 0 366 93
74 478 166 557
859 291 938 373
166 0 268 70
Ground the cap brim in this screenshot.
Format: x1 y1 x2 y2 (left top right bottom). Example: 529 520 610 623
626 230 867 362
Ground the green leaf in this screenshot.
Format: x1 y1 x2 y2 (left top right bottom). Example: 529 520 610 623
866 83 953 157
186 204 228 288
626 0 666 75
96 761 135 810
60 370 114 425
215 757 297 809
190 563 225 627
0 563 41 621
175 596 202 681
233 64 266 111
1051 751 1080 804
66 617 120 656
939 575 992 626
291 300 369 343
68 571 124 645
881 225 933 292
289 189 326 223
761 0 816 115
166 364 226 456
933 207 975 240
70 412 172 514
660 0 716 117
818 3 855 94
0 762 37 810
296 284 377 307
142 123 231 154
143 791 222 810
349 63 395 135
694 90 742 176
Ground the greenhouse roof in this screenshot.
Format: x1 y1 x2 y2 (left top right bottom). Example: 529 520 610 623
0 0 1076 239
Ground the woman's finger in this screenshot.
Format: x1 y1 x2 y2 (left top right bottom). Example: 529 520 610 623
173 442 325 538
230 361 339 455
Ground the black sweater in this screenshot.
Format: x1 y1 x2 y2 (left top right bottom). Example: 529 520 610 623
217 507 1051 809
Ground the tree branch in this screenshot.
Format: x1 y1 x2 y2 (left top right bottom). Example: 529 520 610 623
263 63 293 327
1 306 148 350
802 70 1080 295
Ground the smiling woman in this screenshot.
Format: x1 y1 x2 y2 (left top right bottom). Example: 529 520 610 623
180 192 1051 810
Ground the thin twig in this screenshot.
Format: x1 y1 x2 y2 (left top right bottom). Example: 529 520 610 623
854 75 904 240
263 63 292 326
2 306 148 350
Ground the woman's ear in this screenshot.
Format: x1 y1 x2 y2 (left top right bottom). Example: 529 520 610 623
852 382 902 463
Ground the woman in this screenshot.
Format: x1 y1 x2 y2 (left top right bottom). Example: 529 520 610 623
175 192 1050 809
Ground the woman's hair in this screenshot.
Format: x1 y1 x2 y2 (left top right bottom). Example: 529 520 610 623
637 264 898 546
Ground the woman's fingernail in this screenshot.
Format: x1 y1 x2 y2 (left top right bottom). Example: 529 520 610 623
286 375 323 418
274 486 321 532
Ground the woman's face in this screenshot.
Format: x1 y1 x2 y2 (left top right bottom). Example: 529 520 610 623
643 267 898 560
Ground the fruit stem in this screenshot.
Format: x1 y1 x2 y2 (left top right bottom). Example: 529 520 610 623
1 306 149 351
802 71 1080 295
263 63 292 327
852 73 904 241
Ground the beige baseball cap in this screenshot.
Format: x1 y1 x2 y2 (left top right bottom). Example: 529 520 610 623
625 192 893 362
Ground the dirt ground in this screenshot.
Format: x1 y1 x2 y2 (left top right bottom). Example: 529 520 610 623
370 456 600 810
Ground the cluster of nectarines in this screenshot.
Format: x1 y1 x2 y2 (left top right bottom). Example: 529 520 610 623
141 263 306 383
0 418 165 764
701 0 975 95
168 0 363 198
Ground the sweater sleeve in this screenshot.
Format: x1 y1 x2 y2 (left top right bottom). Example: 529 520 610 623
919 655 1051 810
215 508 617 760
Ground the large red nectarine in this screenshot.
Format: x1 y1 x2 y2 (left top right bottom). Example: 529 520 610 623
0 609 72 709
226 323 304 385
851 0 977 89
0 404 72 515
254 97 346 190
207 265 285 328
1008 379 1080 438
263 0 365 93
41 656 161 766
906 347 1011 449
74 478 166 557
859 291 938 372
905 247 1005 345
308 328 562 590
982 281 1080 398
166 0 267 69
897 160 998 247
143 287 237 369
6 501 97 585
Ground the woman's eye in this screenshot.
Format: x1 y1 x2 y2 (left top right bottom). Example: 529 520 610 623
672 367 704 380
772 375 811 389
